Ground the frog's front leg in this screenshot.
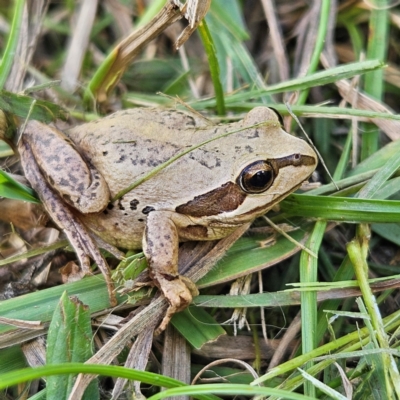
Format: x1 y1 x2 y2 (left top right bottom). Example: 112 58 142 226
143 211 199 332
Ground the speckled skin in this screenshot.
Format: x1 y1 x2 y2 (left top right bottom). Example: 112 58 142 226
65 107 316 247
19 107 317 330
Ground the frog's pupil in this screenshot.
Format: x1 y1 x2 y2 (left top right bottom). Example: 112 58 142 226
250 170 272 188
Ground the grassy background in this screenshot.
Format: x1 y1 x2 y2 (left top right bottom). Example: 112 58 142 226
1 0 400 399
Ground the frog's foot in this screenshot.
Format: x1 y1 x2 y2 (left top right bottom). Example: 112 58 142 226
61 216 118 307
155 274 199 334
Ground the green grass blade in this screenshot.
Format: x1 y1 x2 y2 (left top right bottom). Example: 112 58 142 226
297 368 348 400
209 0 248 40
0 169 39 203
0 90 68 122
0 363 218 400
171 306 226 350
297 0 331 106
46 292 99 399
0 276 127 338
347 236 400 398
372 223 400 246
148 383 316 400
197 20 225 115
357 150 400 199
191 59 385 107
281 194 400 223
198 224 312 287
299 220 326 397
361 0 389 159
0 0 25 89
253 309 400 385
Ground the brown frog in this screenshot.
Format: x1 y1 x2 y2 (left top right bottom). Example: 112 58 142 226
18 107 317 330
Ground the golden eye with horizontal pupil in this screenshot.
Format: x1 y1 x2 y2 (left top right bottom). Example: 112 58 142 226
238 160 275 193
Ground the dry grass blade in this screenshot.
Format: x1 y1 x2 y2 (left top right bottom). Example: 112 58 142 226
5 1 49 92
174 0 211 47
268 312 301 370
61 0 99 91
192 335 295 361
337 80 400 140
321 55 400 141
192 358 259 384
293 2 321 77
260 0 289 81
111 319 158 399
88 0 210 103
161 325 191 400
0 317 43 329
88 1 181 103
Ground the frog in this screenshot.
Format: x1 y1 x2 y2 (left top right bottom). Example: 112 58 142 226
18 106 317 331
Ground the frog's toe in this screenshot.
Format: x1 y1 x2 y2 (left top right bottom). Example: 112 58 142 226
155 274 198 333
162 275 194 312
180 275 199 297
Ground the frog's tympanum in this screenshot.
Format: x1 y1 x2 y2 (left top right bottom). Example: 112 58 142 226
19 107 317 331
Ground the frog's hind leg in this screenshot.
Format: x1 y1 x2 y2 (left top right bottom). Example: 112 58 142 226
21 120 110 213
19 138 117 307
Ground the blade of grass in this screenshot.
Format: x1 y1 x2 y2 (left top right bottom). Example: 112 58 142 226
252 309 400 385
197 20 225 115
315 256 355 348
209 0 248 40
0 0 25 89
0 170 39 203
0 90 68 122
125 93 400 122
111 120 274 201
281 195 400 223
347 227 400 398
191 59 385 107
147 383 316 400
356 146 400 199
297 368 348 400
171 306 226 350
299 220 326 397
0 239 69 268
296 0 331 106
197 225 311 287
46 292 99 399
206 2 268 98
83 1 182 106
361 0 389 159
0 363 190 393
0 276 127 338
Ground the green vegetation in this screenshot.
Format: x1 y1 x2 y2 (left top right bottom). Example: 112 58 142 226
1 0 400 398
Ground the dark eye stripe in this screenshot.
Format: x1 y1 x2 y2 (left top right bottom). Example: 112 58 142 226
270 154 316 169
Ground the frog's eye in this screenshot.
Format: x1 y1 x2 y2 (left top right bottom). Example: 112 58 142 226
238 160 275 193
